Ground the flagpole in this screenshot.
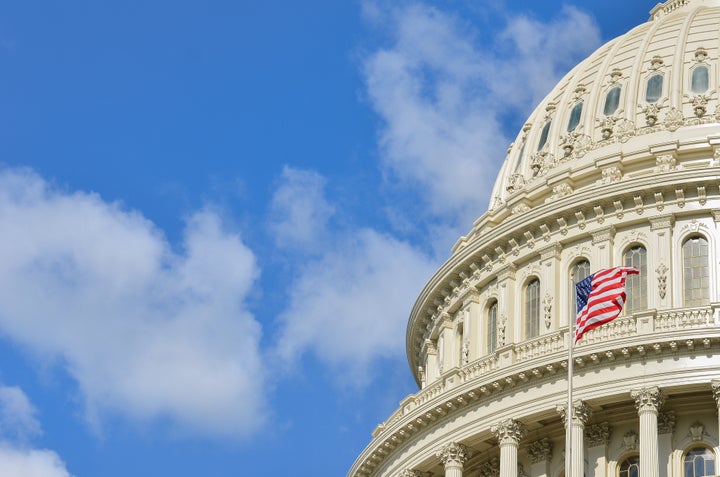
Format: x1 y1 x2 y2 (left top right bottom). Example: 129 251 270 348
566 316 574 477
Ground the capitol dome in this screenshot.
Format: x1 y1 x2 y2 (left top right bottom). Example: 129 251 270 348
350 1 720 477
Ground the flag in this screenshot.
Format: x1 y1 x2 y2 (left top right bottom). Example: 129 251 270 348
575 266 639 343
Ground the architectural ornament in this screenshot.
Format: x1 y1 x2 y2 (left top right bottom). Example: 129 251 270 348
599 116 615 139
435 442 471 468
663 107 684 132
694 46 708 62
655 153 676 172
479 457 500 477
543 293 553 329
640 101 663 126
556 400 591 426
586 422 612 447
491 418 527 445
550 183 573 200
462 340 469 365
399 471 432 477
601 166 623 184
527 438 553 463
656 263 668 299
498 315 507 347
631 386 664 413
506 173 526 193
711 380 720 405
689 422 708 441
615 118 635 142
658 411 676 434
511 203 530 215
622 430 638 450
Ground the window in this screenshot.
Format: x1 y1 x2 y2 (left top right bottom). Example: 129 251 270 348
619 455 640 477
487 300 498 353
567 102 583 132
525 279 540 339
571 260 591 316
683 236 710 306
646 74 663 103
537 121 551 151
691 66 709 94
513 143 526 172
684 447 716 477
604 86 621 116
624 246 647 312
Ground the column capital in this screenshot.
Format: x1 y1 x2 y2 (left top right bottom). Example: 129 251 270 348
491 418 527 445
585 422 612 447
556 400 592 426
711 380 720 405
631 386 664 414
436 442 471 468
527 438 553 464
658 411 676 434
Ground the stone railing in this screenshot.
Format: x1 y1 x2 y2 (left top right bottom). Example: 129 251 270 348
650 0 691 20
515 332 565 362
579 316 638 344
458 354 499 383
655 306 715 330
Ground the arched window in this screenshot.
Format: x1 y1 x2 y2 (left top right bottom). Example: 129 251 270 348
619 455 640 477
525 279 540 339
683 236 710 306
567 102 583 132
604 86 621 116
646 74 663 103
691 66 709 94
513 142 526 172
487 300 498 354
684 446 716 477
624 245 647 312
537 121 551 151
571 260 591 316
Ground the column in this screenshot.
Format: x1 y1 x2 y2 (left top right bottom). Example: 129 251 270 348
631 386 664 477
586 422 612 477
436 442 471 477
711 380 720 443
491 419 526 477
657 412 676 477
556 400 591 477
527 438 552 477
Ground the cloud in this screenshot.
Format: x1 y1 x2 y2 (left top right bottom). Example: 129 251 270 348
268 166 335 252
0 386 41 442
362 3 601 224
0 444 73 477
0 168 266 437
275 227 437 383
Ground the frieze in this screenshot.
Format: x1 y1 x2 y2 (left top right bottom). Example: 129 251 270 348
655 153 677 173
399 471 433 477
479 457 500 477
592 225 616 244
601 166 623 184
527 438 553 463
658 411 676 434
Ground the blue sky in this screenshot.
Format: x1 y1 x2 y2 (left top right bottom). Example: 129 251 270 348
0 1 651 475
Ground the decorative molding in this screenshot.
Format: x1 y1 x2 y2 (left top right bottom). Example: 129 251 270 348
689 421 708 441
586 422 612 447
664 107 684 132
527 438 553 463
631 386 664 413
550 183 574 201
656 263 668 299
655 153 677 173
479 457 500 477
658 411 676 434
601 166 623 184
711 380 720 406
543 294 553 329
491 419 527 445
556 400 591 426
435 442 471 468
592 226 616 244
400 471 433 477
622 430 638 451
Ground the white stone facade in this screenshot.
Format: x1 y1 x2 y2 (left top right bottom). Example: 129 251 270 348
349 1 720 477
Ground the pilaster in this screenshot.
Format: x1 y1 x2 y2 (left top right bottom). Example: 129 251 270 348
649 215 674 309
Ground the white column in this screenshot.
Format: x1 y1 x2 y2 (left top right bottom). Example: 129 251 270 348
436 442 471 477
527 438 552 477
556 400 591 477
585 422 612 477
631 387 664 477
491 419 527 477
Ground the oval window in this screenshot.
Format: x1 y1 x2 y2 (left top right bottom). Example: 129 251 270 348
604 86 621 116
567 102 583 132
537 121 551 151
646 74 663 103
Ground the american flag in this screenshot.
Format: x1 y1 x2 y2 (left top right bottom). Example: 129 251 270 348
575 266 640 343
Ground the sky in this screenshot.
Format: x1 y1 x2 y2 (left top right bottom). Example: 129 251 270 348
0 1 653 476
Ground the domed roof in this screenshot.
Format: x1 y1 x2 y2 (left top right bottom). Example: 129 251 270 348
489 0 720 211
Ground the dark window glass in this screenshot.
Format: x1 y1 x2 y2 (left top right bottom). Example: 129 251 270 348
604 86 621 116
620 455 640 477
567 102 583 132
646 74 663 103
624 246 647 312
525 279 540 339
683 447 715 477
537 121 551 151
683 236 710 306
691 66 709 94
487 301 498 353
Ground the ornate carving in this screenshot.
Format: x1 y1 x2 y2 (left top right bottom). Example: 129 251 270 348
586 422 612 447
615 118 635 142
436 442 471 468
599 116 616 139
551 183 573 200
512 203 531 215
664 107 684 132
601 166 623 183
560 132 592 158
650 55 664 69
506 173 526 193
691 93 712 118
400 471 432 477
695 47 708 63
641 101 663 127
656 263 668 299
498 314 507 347
631 386 664 413
543 294 553 329
527 438 553 463
658 411 676 434
556 400 591 426
492 419 527 445
623 430 638 450
711 380 720 406
592 225 615 244
689 422 708 441
462 340 469 365
479 457 500 477
655 153 677 172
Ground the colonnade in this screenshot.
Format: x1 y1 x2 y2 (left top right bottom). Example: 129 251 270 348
403 384 720 477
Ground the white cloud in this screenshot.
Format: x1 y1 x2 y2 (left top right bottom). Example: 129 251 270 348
363 3 601 224
0 386 41 441
0 168 266 437
268 166 335 252
0 444 73 477
275 228 437 383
